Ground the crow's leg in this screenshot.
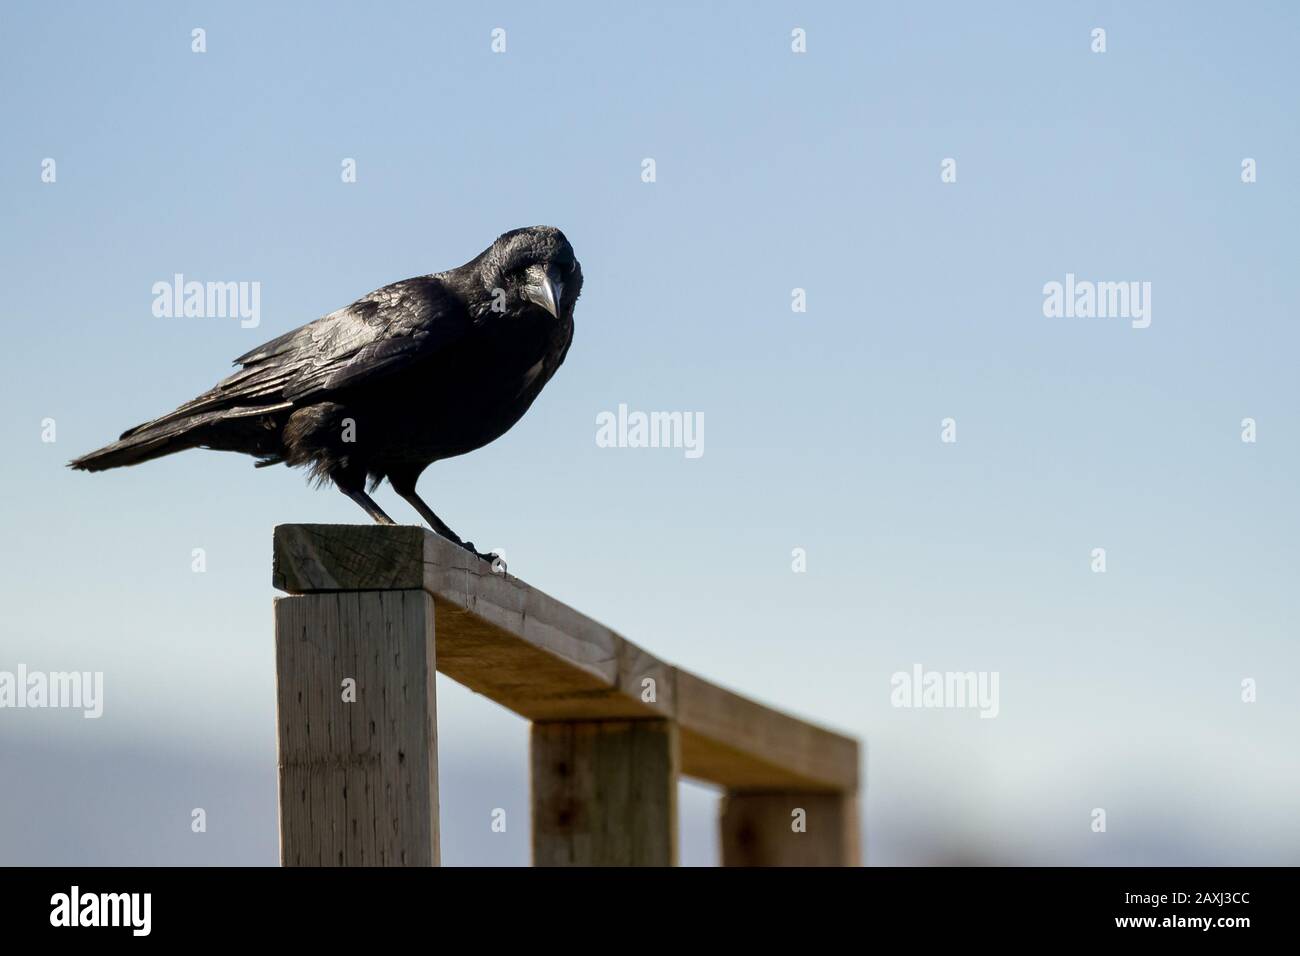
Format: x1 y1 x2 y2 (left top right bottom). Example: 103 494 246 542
331 466 395 524
342 487 396 525
388 467 499 566
390 475 462 543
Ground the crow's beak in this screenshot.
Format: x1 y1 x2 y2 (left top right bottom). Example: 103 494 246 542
523 266 562 319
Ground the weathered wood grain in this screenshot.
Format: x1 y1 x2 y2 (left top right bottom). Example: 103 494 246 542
531 720 679 866
676 671 860 793
272 524 859 794
273 524 427 592
275 589 439 866
719 791 860 866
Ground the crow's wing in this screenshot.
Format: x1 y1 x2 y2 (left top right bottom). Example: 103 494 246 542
234 275 471 400
118 276 471 440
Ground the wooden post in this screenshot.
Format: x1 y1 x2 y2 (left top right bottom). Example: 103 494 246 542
719 791 860 866
272 525 863 868
531 719 679 866
274 589 439 866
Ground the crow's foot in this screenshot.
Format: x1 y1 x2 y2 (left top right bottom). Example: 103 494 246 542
461 540 506 573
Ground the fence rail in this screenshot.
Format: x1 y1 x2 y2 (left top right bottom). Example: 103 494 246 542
272 523 861 866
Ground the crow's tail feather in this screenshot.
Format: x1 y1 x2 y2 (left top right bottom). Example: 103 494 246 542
68 414 220 472
68 404 292 472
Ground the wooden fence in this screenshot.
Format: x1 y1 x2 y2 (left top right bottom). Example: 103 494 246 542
272 524 861 866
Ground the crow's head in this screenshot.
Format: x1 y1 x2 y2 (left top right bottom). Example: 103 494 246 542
477 225 582 320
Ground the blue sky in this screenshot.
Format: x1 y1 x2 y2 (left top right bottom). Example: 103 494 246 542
2 1 1298 864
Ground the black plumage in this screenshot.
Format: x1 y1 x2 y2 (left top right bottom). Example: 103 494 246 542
70 225 582 557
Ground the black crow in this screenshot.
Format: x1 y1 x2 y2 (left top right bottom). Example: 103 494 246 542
71 225 582 559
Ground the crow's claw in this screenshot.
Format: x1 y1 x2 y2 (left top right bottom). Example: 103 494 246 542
461 540 506 573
